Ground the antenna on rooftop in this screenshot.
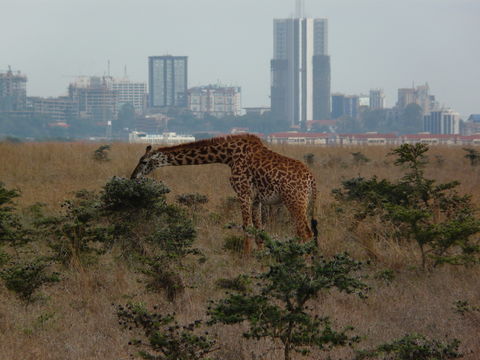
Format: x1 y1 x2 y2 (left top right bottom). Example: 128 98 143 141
107 59 111 77
295 0 305 18
124 65 128 78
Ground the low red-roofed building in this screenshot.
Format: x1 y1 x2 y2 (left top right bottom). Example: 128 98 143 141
338 133 397 145
267 132 333 145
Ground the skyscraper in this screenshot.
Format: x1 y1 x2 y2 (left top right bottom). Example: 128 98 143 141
0 67 27 112
148 56 188 109
369 89 385 110
424 108 460 135
271 17 330 127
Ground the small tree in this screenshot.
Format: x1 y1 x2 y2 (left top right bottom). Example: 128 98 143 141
0 182 23 246
209 237 367 360
334 143 480 269
351 152 370 165
463 147 480 166
93 144 111 161
117 303 216 360
356 333 462 360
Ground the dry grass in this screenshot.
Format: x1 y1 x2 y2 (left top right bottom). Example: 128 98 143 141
1 141 480 359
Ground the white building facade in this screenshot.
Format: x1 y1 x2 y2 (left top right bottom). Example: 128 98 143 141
424 109 461 135
112 78 147 114
188 85 241 118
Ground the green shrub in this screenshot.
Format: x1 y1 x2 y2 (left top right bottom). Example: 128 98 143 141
101 176 170 212
0 182 23 246
303 153 315 166
0 259 60 302
215 275 250 292
47 190 114 266
92 144 111 161
209 236 368 360
116 303 216 360
222 235 243 253
356 333 462 360
352 151 371 165
334 143 480 269
463 147 480 166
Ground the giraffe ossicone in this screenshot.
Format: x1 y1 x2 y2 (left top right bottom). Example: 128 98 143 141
130 134 318 252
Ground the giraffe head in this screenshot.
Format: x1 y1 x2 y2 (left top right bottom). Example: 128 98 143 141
130 145 170 179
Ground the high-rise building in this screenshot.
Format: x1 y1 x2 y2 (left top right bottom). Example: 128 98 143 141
271 17 330 127
148 56 188 109
397 83 437 114
0 67 27 112
424 108 460 134
29 96 78 123
369 89 385 110
112 78 147 114
331 93 359 119
187 85 241 118
68 76 117 123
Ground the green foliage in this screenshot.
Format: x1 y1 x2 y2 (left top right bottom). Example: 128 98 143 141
453 300 480 316
215 275 250 292
176 193 209 223
352 152 370 165
463 147 480 166
0 259 60 303
47 190 113 266
356 333 462 360
93 144 111 161
303 153 315 166
0 182 22 245
176 193 209 208
140 257 185 301
374 269 395 284
222 235 243 253
334 143 480 268
209 237 367 360
101 176 170 212
116 303 216 360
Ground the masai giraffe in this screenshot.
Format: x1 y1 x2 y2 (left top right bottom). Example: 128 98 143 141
130 134 318 252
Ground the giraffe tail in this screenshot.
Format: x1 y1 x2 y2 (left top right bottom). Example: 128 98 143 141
310 180 319 246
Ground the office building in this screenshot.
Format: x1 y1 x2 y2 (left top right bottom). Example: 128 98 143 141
29 96 78 123
271 17 330 127
397 83 438 114
188 85 241 118
331 93 359 119
148 56 188 109
369 89 385 110
68 76 117 124
112 78 147 115
424 108 460 134
0 67 27 111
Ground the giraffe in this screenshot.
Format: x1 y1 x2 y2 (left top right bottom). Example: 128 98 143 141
130 134 318 252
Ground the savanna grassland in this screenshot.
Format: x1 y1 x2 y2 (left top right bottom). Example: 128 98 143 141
1 141 480 360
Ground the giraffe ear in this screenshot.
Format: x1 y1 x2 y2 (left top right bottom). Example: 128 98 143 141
145 145 152 154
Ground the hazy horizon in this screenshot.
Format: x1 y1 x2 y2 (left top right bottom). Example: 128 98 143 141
2 0 479 117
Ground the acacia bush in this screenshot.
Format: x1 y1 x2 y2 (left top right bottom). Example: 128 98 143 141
0 258 60 303
356 333 462 360
117 303 216 360
209 235 368 360
101 176 170 212
334 143 480 268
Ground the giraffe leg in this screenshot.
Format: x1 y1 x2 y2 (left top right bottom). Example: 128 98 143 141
238 197 254 254
251 200 264 249
284 199 313 242
229 174 255 255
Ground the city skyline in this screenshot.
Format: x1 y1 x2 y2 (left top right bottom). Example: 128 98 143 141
2 0 479 117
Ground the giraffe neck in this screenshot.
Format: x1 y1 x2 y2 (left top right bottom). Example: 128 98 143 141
161 142 234 166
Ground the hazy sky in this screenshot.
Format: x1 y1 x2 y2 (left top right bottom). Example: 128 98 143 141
2 0 479 117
